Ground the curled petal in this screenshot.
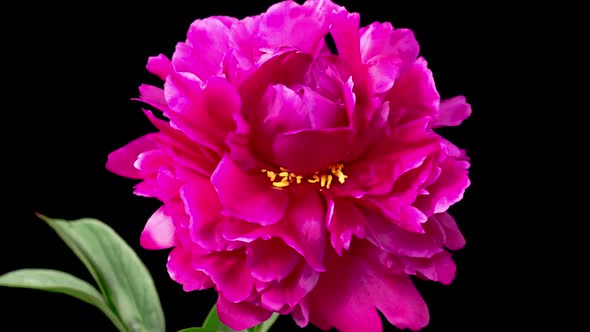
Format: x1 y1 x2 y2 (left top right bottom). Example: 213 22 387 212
193 249 254 302
140 207 176 250
433 95 472 128
328 198 367 255
216 296 272 331
433 212 466 250
167 247 213 292
146 54 172 80
246 238 300 283
106 134 158 179
308 240 429 332
164 73 240 154
211 156 289 226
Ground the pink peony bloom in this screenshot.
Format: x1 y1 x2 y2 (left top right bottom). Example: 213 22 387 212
107 1 471 331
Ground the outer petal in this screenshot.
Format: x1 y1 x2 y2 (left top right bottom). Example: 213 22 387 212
416 156 470 215
180 173 239 251
387 58 440 126
193 249 254 302
146 54 173 80
216 296 272 331
433 212 466 250
167 247 214 292
211 156 289 226
106 135 157 179
140 207 176 249
399 251 457 285
172 17 232 80
258 0 332 57
328 197 367 255
164 73 240 154
365 211 446 258
360 23 420 93
433 95 472 128
246 238 300 282
260 262 320 312
308 240 429 332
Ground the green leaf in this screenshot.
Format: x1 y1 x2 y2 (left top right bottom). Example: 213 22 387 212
251 313 279 332
38 214 165 332
0 269 127 332
202 305 278 332
177 329 215 332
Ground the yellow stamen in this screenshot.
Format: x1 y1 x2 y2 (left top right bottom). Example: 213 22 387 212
263 163 347 190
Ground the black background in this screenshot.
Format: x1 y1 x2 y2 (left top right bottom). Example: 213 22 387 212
2 1 531 331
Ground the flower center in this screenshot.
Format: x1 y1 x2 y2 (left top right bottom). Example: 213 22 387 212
261 163 348 189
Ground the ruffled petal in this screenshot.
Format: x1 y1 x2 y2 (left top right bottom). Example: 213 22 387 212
360 23 419 93
167 247 213 292
416 156 470 215
260 262 319 311
328 197 367 255
399 251 457 285
171 17 232 80
164 73 240 154
180 173 239 251
259 0 334 57
216 296 272 331
308 240 429 332
433 212 466 250
365 211 446 258
211 156 289 226
193 249 254 302
387 57 440 126
246 238 300 282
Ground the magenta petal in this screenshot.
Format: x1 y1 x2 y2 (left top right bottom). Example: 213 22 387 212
387 57 440 125
366 197 428 233
259 0 331 57
167 247 213 292
216 296 272 331
360 24 419 92
211 156 289 226
246 238 300 282
328 198 367 255
272 189 327 271
365 211 445 258
420 156 470 214
308 241 429 332
291 300 310 327
140 207 176 250
146 54 172 80
272 128 354 175
164 73 240 153
172 17 231 80
433 95 472 128
221 189 327 271
401 251 457 285
260 262 319 311
180 174 239 251
193 249 254 302
433 212 466 250
106 134 157 179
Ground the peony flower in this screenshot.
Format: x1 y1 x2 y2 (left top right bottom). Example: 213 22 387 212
107 0 471 331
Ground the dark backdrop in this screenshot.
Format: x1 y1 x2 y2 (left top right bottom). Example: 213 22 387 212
3 1 524 331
